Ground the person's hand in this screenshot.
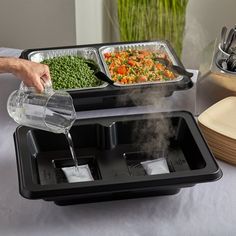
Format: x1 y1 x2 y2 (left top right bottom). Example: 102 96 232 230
12 58 51 93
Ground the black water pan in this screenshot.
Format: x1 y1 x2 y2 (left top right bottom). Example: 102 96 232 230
13 111 222 205
20 41 193 111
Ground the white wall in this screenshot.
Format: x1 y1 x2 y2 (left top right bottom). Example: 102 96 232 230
0 0 107 49
0 0 76 49
75 0 103 45
182 0 236 69
75 0 119 45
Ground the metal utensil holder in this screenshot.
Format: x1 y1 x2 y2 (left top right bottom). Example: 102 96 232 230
196 37 236 115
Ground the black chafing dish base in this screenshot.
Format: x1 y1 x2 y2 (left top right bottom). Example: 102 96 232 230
14 111 222 205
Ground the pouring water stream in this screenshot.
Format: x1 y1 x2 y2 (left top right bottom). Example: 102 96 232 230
64 129 80 173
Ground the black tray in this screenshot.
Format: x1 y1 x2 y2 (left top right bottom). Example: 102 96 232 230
20 41 193 111
14 111 222 205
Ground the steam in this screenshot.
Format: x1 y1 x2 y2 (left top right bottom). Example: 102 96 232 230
181 17 209 69
133 115 174 158
127 88 176 158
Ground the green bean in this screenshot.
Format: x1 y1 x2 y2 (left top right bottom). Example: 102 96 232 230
41 55 102 90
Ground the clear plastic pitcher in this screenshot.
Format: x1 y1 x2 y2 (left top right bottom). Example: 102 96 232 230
7 82 76 133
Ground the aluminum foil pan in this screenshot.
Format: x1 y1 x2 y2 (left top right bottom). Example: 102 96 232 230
99 41 183 87
27 47 108 91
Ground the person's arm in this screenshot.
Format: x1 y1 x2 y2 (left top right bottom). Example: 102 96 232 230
0 57 51 92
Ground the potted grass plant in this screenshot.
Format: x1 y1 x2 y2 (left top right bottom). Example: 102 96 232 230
116 0 188 57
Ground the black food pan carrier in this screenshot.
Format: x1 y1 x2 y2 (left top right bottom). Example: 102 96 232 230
14 111 222 205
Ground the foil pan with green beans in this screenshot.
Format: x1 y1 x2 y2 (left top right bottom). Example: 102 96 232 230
27 48 108 91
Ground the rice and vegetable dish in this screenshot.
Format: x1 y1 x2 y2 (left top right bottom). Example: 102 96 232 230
104 49 177 84
41 56 102 90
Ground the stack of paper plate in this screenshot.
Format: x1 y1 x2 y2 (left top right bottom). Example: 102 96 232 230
198 97 236 165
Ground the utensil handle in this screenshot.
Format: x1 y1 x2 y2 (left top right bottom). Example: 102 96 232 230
95 71 114 85
171 65 193 78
